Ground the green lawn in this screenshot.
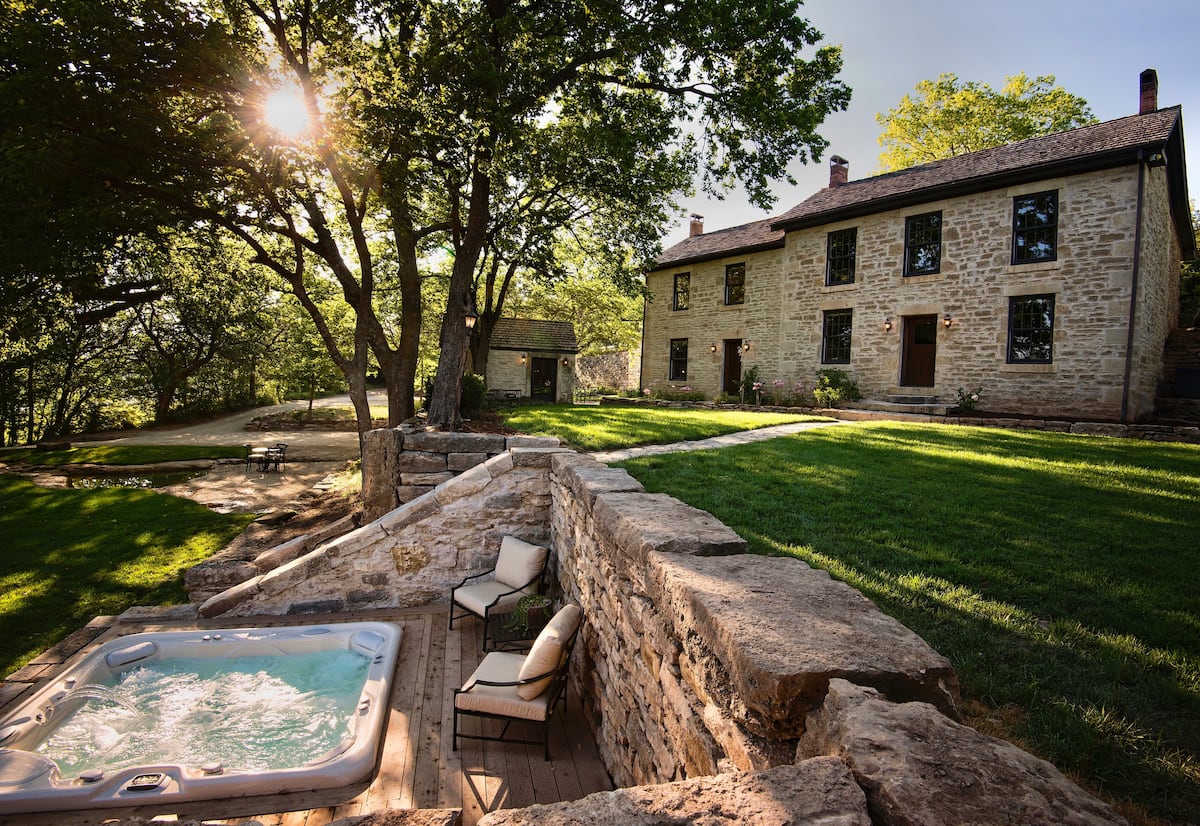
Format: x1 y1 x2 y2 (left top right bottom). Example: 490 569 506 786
0 444 244 466
618 422 1200 824
0 474 255 677
500 403 829 451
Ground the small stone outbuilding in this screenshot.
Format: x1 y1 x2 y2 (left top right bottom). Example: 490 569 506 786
484 318 579 403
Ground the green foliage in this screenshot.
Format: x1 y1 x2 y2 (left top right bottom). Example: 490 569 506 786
460 373 486 415
619 423 1200 824
876 73 1096 173
1180 210 1200 328
0 474 254 676
644 382 707 402
501 404 827 451
739 365 761 402
0 445 243 467
812 369 861 407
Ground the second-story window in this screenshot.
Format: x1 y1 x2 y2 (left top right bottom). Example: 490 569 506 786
905 211 942 275
826 228 857 286
724 263 745 305
672 272 690 310
1012 190 1058 264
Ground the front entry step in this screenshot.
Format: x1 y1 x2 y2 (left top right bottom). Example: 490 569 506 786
886 394 937 405
846 398 952 416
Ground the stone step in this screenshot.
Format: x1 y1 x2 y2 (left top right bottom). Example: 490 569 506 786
846 399 952 416
885 393 938 405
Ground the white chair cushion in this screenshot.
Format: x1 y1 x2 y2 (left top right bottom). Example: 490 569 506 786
456 652 554 722
516 604 582 700
453 581 527 617
493 536 548 590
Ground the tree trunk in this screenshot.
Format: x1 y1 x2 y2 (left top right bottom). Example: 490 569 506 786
468 313 495 387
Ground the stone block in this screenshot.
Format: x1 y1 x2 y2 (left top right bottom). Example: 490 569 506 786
1071 422 1129 438
797 679 1128 826
396 485 434 504
321 523 390 558
552 457 645 513
510 447 572 467
447 451 488 471
401 471 454 486
377 491 442 532
506 435 562 449
593 493 747 567
360 428 405 520
395 451 449 473
253 534 311 572
405 431 506 454
650 553 960 738
475 759 869 825
287 598 346 615
435 463 494 505
198 575 263 618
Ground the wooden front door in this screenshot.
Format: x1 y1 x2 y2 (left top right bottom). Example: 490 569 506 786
722 340 742 397
901 316 937 387
531 357 557 401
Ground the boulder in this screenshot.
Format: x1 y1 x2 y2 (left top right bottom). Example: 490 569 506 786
476 758 869 825
797 679 1128 826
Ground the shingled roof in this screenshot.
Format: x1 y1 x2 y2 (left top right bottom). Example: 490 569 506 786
654 217 785 270
490 318 579 353
772 107 1191 255
656 106 1192 267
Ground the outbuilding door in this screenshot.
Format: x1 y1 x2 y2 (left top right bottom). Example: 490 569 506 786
531 357 557 402
901 316 937 387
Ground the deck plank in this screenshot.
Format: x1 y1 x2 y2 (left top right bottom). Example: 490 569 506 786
435 613 463 812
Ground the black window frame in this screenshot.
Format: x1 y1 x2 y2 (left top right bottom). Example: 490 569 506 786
724 263 746 306
904 211 943 276
1011 190 1059 265
821 309 853 364
825 228 857 286
672 272 690 311
669 338 689 381
1006 294 1056 364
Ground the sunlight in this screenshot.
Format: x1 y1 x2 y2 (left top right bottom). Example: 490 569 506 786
263 84 312 139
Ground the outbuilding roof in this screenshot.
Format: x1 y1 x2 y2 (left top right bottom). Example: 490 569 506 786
490 318 579 353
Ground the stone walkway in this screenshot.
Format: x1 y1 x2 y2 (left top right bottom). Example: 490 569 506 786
590 419 841 463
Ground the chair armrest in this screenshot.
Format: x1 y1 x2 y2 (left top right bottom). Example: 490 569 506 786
458 665 561 694
450 567 498 591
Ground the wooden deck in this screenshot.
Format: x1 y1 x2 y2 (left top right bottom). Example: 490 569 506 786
3 607 613 826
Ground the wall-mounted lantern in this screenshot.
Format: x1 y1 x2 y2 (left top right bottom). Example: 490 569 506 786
943 314 953 329
883 317 893 332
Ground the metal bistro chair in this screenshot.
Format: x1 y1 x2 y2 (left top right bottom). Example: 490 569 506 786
453 604 581 760
449 536 549 650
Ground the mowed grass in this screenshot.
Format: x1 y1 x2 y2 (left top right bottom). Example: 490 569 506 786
0 444 244 466
0 474 255 677
500 403 829 451
619 422 1200 824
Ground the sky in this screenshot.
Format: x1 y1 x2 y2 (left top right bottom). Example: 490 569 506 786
663 0 1200 245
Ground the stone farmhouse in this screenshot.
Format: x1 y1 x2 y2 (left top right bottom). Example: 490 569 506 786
641 70 1194 421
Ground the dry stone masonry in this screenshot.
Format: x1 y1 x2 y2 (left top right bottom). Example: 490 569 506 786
188 431 1127 823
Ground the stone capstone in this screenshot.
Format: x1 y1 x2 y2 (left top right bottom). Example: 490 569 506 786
476 758 869 825
650 554 960 739
797 679 1128 826
405 431 505 454
551 454 646 512
592 492 747 565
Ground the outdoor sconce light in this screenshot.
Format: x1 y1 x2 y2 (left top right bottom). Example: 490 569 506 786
883 317 893 332
561 357 570 367
710 342 718 353
519 353 526 364
742 340 751 352
943 314 953 328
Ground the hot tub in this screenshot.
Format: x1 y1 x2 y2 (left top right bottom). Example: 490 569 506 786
0 621 402 821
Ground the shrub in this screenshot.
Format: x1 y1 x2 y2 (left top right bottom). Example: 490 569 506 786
461 373 486 414
739 365 761 402
812 369 861 408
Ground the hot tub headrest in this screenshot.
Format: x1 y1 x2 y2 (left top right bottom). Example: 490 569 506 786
105 641 159 669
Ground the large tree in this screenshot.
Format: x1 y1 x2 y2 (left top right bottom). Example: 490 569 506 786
875 73 1095 173
1 0 850 440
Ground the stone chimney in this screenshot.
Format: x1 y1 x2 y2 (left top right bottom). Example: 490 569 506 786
689 213 705 237
1140 69 1159 115
829 155 849 188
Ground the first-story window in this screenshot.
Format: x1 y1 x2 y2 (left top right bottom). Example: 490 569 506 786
821 309 853 364
672 272 690 310
1007 294 1055 363
725 263 746 305
669 338 689 381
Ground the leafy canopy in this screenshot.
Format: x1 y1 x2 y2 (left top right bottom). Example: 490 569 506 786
875 73 1095 173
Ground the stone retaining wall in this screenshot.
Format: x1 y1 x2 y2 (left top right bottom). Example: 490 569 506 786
191 439 1126 823
361 426 562 519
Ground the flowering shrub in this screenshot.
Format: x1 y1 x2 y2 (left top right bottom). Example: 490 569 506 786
956 386 983 411
812 369 861 408
645 381 706 402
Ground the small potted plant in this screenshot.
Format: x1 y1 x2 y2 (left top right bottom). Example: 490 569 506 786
503 592 552 638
